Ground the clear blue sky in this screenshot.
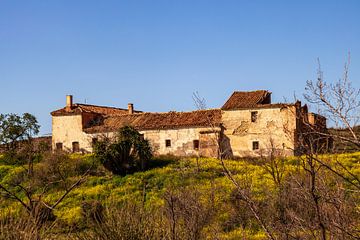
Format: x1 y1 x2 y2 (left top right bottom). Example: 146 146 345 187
0 1 359 135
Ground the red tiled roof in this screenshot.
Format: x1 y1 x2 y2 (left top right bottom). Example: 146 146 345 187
221 90 271 110
51 104 141 116
84 109 222 133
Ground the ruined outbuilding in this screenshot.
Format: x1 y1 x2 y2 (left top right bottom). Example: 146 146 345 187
51 90 327 158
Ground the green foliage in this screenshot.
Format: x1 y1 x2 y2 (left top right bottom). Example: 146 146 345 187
94 126 153 175
0 113 40 151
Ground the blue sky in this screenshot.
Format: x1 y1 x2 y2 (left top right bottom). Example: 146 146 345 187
0 0 359 135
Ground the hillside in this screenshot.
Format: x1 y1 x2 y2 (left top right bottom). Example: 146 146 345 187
0 153 359 239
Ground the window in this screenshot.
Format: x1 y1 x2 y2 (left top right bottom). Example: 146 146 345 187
92 138 98 146
72 141 80 152
165 139 171 148
139 134 144 140
56 142 63 151
252 141 259 150
193 140 199 150
251 111 258 122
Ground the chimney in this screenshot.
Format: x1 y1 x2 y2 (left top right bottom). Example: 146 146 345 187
128 103 134 114
66 95 73 111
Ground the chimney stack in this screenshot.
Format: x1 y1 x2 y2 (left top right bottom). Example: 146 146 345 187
66 95 73 111
128 103 134 114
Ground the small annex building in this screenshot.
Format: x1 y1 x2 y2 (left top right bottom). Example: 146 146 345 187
51 90 327 158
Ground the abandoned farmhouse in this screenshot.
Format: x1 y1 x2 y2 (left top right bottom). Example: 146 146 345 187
51 90 327 158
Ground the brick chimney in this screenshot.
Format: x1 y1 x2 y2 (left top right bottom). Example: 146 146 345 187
66 95 73 111
128 103 134 114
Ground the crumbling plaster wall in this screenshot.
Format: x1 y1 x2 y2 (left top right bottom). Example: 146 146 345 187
53 114 218 157
52 115 93 152
222 107 297 157
89 127 220 157
53 108 298 158
141 127 219 157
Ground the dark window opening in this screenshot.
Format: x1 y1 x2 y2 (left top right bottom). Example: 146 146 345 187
165 139 171 148
72 142 80 153
92 138 98 146
252 141 259 150
56 142 63 150
251 111 258 122
139 134 144 140
193 140 199 150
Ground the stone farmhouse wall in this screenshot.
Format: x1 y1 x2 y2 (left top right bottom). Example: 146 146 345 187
51 92 327 158
222 106 297 157
52 115 94 152
52 115 220 157
140 128 219 157
52 107 299 158
88 127 219 157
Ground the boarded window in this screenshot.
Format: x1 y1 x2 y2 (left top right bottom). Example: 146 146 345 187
165 139 171 148
72 142 80 152
251 111 258 122
56 142 63 150
193 140 199 150
252 141 259 150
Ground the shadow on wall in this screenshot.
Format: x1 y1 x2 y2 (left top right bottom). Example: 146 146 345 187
220 134 233 159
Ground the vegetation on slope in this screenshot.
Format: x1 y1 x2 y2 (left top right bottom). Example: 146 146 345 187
0 152 359 239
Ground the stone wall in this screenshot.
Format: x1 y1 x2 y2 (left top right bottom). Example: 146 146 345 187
52 114 93 152
87 127 220 157
0 136 52 153
222 106 297 157
52 107 300 158
140 127 219 157
53 114 220 158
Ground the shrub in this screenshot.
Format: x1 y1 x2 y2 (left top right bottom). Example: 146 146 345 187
94 126 152 175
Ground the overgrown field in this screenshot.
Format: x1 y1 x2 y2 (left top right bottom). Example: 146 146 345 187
0 153 359 239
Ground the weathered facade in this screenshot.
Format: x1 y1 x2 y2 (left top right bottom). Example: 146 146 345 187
51 91 326 158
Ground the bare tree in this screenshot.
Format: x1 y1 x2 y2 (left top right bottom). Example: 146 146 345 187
301 55 360 190
0 152 92 226
292 54 360 239
192 91 277 240
304 54 360 150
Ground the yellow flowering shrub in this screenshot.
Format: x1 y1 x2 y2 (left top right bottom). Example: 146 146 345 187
0 152 359 238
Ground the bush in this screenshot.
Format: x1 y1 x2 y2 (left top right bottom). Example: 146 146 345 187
94 126 153 175
77 203 166 240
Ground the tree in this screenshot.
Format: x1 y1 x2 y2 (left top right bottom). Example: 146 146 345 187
0 152 92 227
302 55 360 188
94 126 153 175
291 55 360 239
0 113 41 177
193 59 360 238
0 113 40 151
304 55 360 151
192 92 277 240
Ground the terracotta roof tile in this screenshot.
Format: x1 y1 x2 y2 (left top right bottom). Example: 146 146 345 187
221 90 271 110
51 104 141 116
84 109 222 133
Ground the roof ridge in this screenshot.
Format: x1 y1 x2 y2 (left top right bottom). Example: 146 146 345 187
105 108 221 118
232 89 270 93
84 107 222 133
76 103 128 111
